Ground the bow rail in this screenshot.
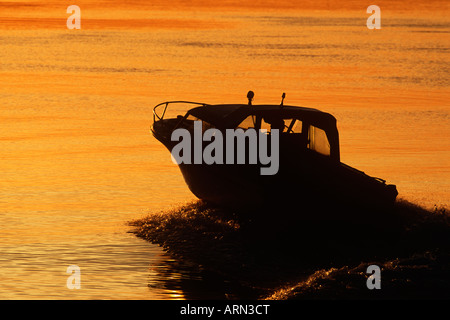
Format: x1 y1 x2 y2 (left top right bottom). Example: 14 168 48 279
153 101 209 123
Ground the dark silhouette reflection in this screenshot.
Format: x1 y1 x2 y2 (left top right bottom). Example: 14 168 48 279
146 256 264 299
130 199 450 299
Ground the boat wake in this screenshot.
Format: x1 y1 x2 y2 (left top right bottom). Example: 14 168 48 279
129 199 450 299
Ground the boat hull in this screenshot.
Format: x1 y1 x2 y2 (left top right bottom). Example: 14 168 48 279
151 121 398 212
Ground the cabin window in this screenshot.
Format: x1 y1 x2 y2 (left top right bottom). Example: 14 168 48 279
238 116 303 134
201 120 215 132
259 117 270 132
260 117 272 132
308 126 330 156
261 117 289 133
186 115 198 121
238 115 256 129
285 119 302 133
183 115 215 131
238 116 281 132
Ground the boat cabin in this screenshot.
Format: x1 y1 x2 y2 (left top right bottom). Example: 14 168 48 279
174 104 341 162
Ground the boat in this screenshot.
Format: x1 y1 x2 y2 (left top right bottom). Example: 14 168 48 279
150 91 398 212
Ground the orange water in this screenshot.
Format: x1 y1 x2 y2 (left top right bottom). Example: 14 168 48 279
0 1 448 299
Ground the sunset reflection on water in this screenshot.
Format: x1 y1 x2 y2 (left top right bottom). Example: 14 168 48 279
0 0 448 299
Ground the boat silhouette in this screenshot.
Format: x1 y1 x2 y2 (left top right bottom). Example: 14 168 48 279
151 92 398 212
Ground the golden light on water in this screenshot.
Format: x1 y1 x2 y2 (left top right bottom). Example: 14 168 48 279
0 0 448 299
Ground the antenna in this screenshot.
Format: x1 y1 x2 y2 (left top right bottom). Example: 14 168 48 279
247 91 254 105
280 92 286 107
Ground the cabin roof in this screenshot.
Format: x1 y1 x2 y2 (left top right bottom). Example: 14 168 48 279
187 104 337 130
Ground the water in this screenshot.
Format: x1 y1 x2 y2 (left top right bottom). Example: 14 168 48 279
0 1 449 299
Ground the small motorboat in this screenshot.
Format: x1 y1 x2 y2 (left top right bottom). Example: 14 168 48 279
151 91 398 212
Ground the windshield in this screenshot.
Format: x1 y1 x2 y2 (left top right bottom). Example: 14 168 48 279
308 125 330 156
238 116 302 134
